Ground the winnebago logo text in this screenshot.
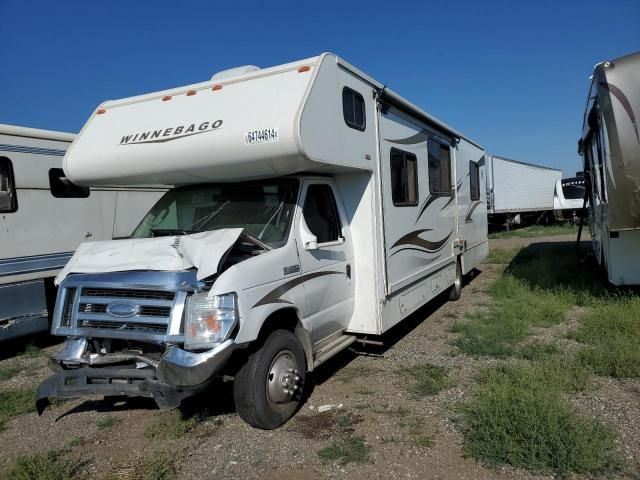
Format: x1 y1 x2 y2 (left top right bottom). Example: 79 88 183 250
119 120 223 145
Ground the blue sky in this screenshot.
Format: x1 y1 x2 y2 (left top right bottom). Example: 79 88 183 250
1 1 638 176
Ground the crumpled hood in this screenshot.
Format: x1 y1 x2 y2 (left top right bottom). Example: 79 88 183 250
56 228 244 285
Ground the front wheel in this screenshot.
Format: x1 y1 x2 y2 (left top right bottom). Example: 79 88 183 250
449 259 462 301
233 329 306 429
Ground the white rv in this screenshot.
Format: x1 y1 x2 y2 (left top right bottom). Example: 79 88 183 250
553 175 586 222
486 155 562 227
0 124 165 341
578 51 640 285
36 54 488 429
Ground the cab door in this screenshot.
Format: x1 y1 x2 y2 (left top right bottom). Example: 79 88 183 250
295 180 354 346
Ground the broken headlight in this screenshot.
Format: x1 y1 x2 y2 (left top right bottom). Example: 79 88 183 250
184 292 237 350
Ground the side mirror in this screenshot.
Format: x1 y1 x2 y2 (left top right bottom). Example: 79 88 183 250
299 216 318 250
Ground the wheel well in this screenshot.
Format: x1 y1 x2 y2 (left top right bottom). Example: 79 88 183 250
256 308 314 372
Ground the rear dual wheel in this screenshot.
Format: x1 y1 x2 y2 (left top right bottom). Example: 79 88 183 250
233 329 306 429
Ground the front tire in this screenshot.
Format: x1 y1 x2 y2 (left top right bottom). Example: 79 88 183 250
449 259 462 301
233 329 306 429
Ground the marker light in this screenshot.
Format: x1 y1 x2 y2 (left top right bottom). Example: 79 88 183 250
212 84 223 91
298 65 311 73
186 90 197 96
162 95 172 101
96 109 106 115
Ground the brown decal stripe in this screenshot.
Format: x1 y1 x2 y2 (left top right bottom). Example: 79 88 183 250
391 230 452 253
465 201 483 223
252 271 343 308
599 82 639 143
415 194 449 223
385 129 429 145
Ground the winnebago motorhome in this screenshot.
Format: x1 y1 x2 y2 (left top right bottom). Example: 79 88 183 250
578 51 640 285
553 175 586 222
36 54 488 429
0 124 165 341
486 155 562 228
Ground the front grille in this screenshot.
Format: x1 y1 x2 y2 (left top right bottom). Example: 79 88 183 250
78 319 167 334
82 287 175 301
58 283 181 338
61 288 77 327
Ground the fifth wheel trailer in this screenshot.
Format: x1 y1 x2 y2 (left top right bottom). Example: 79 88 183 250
36 53 488 429
578 51 640 285
486 155 562 227
0 124 165 341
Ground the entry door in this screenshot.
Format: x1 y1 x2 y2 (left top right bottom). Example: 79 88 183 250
295 181 354 345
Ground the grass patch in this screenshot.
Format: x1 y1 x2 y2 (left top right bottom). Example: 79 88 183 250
0 365 22 381
19 344 44 358
398 364 448 397
144 410 200 440
485 247 521 264
462 364 619 476
411 434 435 448
6 450 73 480
488 224 577 240
516 342 559 361
96 415 116 430
318 436 369 465
335 364 373 384
571 297 640 378
0 389 35 428
130 453 177 480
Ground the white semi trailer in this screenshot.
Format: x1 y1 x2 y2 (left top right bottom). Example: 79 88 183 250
36 53 488 429
486 155 562 227
0 124 165 341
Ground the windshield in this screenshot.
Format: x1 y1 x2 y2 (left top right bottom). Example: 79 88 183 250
131 179 299 248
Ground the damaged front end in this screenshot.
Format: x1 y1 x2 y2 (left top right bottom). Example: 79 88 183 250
36 269 238 414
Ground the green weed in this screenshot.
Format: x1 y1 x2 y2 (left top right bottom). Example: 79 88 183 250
318 436 369 465
398 364 448 397
6 450 73 480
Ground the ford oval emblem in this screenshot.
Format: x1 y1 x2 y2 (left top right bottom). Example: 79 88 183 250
106 301 140 318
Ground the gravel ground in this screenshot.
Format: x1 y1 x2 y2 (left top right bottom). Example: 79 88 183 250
0 233 636 480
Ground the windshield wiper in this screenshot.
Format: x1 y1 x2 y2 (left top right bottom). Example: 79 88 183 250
184 201 230 232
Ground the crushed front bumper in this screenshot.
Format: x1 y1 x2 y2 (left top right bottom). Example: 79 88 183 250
36 338 236 414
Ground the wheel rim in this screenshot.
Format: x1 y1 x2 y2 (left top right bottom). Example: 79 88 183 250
266 349 301 408
454 264 462 293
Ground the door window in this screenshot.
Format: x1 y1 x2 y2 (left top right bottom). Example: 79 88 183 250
303 185 342 244
0 157 17 213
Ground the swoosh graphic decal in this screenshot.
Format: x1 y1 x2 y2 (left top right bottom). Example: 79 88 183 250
391 230 452 253
252 270 343 308
385 129 429 145
390 248 441 259
465 201 483 223
599 82 639 143
415 193 449 223
440 196 455 211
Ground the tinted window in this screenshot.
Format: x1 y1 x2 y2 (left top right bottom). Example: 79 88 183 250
428 139 451 195
390 149 418 206
303 184 342 243
49 168 90 198
470 161 480 201
342 87 366 131
0 157 17 213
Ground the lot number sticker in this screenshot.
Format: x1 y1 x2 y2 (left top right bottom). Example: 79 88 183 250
244 128 279 145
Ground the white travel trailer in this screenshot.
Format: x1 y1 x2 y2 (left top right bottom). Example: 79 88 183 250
578 51 640 285
36 53 488 429
553 175 586 222
0 124 165 341
486 155 562 227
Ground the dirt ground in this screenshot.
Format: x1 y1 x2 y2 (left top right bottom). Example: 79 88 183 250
0 233 635 480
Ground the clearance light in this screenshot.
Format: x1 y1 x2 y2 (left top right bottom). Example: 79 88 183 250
96 109 106 115
162 95 172 101
212 84 223 91
186 90 197 96
298 65 311 73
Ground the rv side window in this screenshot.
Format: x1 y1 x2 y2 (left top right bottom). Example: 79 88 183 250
428 139 452 195
49 168 90 198
390 148 418 206
303 184 342 244
342 87 366 131
0 157 17 213
470 161 480 201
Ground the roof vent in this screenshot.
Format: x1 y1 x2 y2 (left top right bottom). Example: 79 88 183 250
211 65 260 81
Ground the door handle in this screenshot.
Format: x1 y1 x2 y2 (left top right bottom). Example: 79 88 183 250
346 264 351 279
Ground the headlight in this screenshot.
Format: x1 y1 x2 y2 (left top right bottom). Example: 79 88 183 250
184 292 238 351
